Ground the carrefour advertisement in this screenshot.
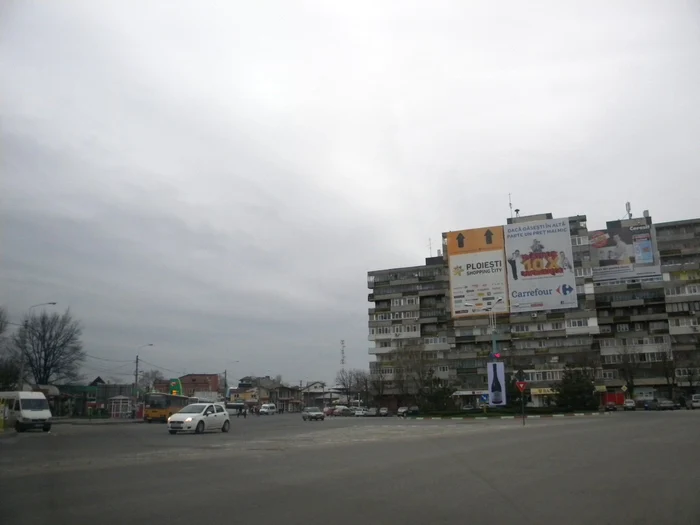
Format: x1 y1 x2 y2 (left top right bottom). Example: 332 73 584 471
504 218 578 313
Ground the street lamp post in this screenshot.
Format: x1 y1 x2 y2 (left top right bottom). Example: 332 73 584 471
18 302 58 389
465 297 504 360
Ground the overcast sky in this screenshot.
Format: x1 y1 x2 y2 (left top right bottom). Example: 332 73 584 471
2 1 699 385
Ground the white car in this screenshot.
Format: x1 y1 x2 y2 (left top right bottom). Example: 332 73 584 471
167 403 230 434
354 407 367 417
623 399 636 411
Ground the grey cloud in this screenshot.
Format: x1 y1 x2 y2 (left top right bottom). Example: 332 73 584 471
2 0 700 382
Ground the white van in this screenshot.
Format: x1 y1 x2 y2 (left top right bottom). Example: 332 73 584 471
259 403 276 415
0 391 53 432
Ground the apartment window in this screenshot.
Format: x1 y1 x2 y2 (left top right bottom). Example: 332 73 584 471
600 338 617 348
571 236 589 246
576 284 586 294
600 325 612 334
670 317 699 327
688 285 700 295
633 323 645 331
575 267 593 278
566 319 589 328
617 324 630 332
424 337 447 344
649 321 668 330
666 287 684 296
512 324 531 333
602 370 616 380
536 323 546 331
438 366 449 373
551 322 564 330
406 297 418 305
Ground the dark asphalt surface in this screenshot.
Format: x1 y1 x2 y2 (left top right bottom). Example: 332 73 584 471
2 411 699 525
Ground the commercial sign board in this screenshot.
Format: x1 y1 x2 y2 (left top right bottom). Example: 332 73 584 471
590 217 661 282
487 361 506 407
445 227 508 317
503 218 578 313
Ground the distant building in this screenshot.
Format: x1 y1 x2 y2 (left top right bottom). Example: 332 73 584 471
179 374 220 396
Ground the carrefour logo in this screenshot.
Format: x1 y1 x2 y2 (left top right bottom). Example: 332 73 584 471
511 289 553 298
557 284 574 296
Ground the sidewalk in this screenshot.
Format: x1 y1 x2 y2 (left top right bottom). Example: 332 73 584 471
51 418 144 426
409 412 611 421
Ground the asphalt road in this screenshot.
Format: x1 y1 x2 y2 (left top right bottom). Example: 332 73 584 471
2 412 699 525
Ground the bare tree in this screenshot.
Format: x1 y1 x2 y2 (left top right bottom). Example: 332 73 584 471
369 367 388 403
0 308 19 389
658 352 676 399
394 344 437 406
11 309 85 385
354 370 371 406
617 346 641 397
335 369 355 404
139 369 164 391
682 360 700 395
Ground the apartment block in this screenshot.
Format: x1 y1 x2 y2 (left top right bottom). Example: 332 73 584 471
367 211 700 405
367 255 451 391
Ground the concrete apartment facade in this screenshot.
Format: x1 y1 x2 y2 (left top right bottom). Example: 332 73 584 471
367 213 700 404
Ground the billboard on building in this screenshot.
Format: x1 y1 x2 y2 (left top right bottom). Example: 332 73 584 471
591 217 661 282
504 218 578 313
445 226 509 317
487 361 506 407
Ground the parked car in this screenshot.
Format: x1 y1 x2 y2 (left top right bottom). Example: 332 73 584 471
354 407 367 417
366 407 378 417
397 406 409 417
167 403 230 434
301 407 325 421
623 399 636 411
691 394 700 409
333 406 354 417
323 407 335 416
407 406 420 416
379 407 389 417
605 402 618 412
655 399 677 411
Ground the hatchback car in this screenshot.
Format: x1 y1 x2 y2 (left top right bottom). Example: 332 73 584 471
167 403 230 434
623 399 636 411
302 407 325 421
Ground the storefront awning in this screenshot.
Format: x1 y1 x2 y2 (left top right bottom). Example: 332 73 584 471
452 390 489 396
531 388 555 396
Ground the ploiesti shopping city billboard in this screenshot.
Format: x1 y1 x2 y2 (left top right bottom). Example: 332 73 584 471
504 218 578 313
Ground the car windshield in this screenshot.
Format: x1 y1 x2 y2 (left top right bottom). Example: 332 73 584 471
306 407 320 412
21 398 49 411
178 404 207 414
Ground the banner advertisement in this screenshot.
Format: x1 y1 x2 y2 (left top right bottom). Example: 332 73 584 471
591 218 661 282
446 227 509 318
487 361 506 407
504 218 578 313
449 251 509 317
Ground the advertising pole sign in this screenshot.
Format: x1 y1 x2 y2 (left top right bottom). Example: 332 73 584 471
445 226 509 317
590 217 660 282
504 218 578 313
487 361 506 407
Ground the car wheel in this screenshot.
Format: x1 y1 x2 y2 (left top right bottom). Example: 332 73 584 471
221 420 230 433
169 430 177 435
42 425 51 432
15 422 25 433
195 421 205 434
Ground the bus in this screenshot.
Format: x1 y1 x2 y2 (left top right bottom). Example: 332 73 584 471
144 392 195 423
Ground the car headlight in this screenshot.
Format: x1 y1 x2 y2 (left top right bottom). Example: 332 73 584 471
185 417 193 423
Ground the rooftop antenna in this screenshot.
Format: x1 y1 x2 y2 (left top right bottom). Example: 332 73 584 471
427 238 433 257
340 339 346 370
625 201 632 220
509 193 513 219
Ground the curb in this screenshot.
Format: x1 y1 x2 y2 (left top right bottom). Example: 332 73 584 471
51 420 144 426
409 413 610 421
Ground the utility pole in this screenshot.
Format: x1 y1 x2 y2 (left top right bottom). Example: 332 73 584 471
134 355 140 394
18 320 29 389
224 369 228 398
